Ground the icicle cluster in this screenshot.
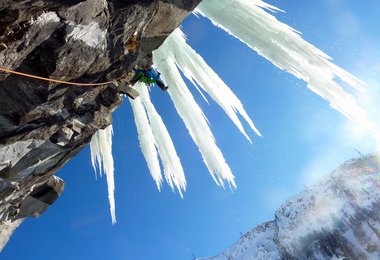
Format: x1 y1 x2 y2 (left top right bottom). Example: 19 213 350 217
90 125 116 224
196 0 379 134
151 28 262 189
130 83 186 196
90 0 380 223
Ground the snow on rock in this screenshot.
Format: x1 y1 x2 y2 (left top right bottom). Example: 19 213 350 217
198 221 280 260
0 219 24 252
196 0 379 135
65 22 107 51
35 12 61 26
200 155 380 259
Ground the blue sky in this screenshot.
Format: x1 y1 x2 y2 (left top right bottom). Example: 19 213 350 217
3 0 380 259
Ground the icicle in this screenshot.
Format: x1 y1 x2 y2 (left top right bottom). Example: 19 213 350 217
196 0 379 134
89 132 100 180
90 125 116 224
159 29 261 142
129 96 163 190
153 50 236 189
134 83 187 196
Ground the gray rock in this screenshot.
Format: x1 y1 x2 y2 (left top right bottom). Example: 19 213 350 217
0 0 202 251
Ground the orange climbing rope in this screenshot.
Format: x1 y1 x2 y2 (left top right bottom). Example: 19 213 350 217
0 67 113 86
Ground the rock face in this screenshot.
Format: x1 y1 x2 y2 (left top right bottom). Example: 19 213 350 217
200 155 380 260
0 0 201 251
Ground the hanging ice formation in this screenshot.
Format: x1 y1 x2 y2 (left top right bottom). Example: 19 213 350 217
130 83 187 196
195 0 378 134
129 90 163 191
90 125 116 224
90 0 380 222
153 29 262 189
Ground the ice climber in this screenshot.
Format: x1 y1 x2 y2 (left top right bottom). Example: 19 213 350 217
131 65 168 91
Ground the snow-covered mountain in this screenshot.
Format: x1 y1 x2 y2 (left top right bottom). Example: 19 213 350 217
200 155 380 259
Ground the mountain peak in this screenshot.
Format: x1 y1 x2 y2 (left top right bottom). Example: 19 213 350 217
201 155 380 259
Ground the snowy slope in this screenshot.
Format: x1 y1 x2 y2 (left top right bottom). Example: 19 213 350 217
200 155 380 259
199 221 281 260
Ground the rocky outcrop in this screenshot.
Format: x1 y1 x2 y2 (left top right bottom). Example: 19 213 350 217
200 155 380 259
0 0 201 251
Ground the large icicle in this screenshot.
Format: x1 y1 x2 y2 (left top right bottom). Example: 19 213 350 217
134 83 187 196
129 96 163 190
196 0 379 134
90 125 116 224
162 29 261 142
154 49 236 188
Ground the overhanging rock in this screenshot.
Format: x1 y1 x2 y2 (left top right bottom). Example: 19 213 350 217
0 0 202 251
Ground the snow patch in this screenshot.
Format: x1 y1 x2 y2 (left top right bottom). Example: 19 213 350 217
65 22 107 50
0 219 24 252
199 222 280 260
36 12 60 26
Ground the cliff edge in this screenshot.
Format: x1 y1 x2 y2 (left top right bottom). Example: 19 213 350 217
0 0 201 250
